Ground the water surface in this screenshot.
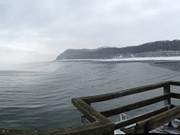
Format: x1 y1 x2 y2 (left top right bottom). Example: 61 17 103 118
0 61 180 130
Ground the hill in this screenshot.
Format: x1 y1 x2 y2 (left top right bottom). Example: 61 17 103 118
56 40 180 60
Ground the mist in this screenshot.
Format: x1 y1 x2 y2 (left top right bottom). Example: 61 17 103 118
0 0 180 64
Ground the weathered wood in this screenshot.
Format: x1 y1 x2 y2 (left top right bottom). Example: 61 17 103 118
46 122 114 135
170 81 180 86
135 106 180 133
101 94 169 117
115 106 170 129
4 81 180 135
0 124 113 135
71 98 114 135
72 98 111 123
121 127 135 134
58 81 178 135
81 81 170 103
171 92 180 99
163 84 171 107
0 129 39 135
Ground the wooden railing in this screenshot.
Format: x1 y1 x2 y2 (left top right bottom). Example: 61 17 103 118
1 81 180 135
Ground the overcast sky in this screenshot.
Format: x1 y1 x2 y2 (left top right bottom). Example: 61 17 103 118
0 0 180 63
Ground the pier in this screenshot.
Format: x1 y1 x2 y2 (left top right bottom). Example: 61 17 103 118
1 81 180 134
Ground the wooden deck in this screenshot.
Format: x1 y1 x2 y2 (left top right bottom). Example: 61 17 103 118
150 119 180 134
1 81 180 135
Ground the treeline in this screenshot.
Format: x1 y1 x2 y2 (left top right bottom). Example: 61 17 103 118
56 40 180 59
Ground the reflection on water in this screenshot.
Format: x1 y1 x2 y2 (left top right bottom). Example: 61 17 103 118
0 61 180 129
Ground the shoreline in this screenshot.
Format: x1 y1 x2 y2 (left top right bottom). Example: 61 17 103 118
56 56 180 63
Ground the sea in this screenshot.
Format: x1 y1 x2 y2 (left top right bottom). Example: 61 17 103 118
0 59 180 130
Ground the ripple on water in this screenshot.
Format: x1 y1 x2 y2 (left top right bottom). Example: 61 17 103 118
0 61 180 129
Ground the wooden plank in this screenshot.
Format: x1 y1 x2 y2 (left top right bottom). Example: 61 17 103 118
72 98 110 123
122 127 135 134
71 98 114 135
171 81 180 86
0 129 39 135
45 122 114 135
171 92 180 99
163 84 171 106
135 106 180 133
115 106 170 129
81 81 170 103
101 94 169 117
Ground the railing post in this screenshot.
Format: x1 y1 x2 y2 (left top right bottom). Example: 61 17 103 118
163 83 174 127
163 83 171 107
102 126 114 135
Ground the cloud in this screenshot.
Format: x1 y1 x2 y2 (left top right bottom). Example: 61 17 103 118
0 0 180 63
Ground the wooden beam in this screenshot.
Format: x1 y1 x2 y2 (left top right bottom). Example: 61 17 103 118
135 106 180 133
71 98 114 135
81 81 170 103
72 98 110 123
171 92 180 99
101 94 169 117
163 84 171 106
171 81 180 86
115 106 170 129
45 122 114 135
0 129 39 135
121 127 135 134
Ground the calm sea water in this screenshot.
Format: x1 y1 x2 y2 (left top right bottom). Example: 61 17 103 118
0 61 180 130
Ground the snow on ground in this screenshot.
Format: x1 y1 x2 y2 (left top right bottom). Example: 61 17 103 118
59 56 180 62
105 56 180 62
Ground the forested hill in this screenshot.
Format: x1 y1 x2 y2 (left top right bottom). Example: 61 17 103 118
56 40 180 60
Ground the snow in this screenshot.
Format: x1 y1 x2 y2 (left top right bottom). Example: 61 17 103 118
60 56 180 62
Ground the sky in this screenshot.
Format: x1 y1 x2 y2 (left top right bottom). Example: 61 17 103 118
0 0 180 64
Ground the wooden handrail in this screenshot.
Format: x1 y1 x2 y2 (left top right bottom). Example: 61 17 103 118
115 106 170 129
81 81 170 103
170 81 180 86
47 81 180 135
72 98 110 123
3 81 180 135
135 106 180 133
101 94 170 117
171 92 180 99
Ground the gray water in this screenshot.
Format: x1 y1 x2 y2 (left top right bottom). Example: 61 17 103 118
0 61 180 130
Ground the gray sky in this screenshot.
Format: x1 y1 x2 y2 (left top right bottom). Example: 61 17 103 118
0 0 180 63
